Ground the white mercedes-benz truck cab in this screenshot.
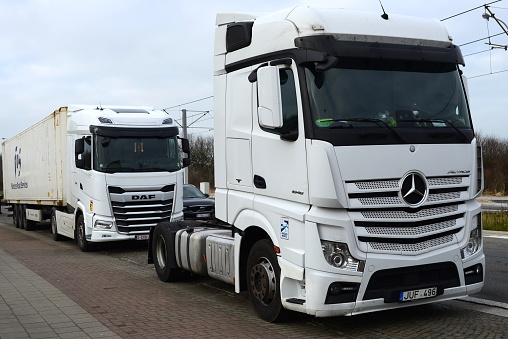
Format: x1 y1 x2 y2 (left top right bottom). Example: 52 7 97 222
150 6 484 322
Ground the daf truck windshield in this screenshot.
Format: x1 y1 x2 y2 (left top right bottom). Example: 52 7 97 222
94 136 181 173
304 58 473 146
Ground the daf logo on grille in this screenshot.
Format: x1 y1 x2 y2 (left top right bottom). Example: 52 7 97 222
400 172 428 207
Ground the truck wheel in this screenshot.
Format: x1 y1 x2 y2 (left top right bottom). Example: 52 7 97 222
13 205 20 228
51 209 64 241
153 222 183 282
246 239 287 322
23 206 36 231
19 205 26 230
76 214 93 252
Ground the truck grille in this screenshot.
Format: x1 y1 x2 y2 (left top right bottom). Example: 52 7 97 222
108 185 174 234
347 175 470 254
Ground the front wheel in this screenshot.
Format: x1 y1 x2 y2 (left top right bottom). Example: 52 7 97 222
246 239 287 322
76 214 93 252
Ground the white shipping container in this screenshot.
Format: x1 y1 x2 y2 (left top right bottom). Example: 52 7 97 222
2 107 68 206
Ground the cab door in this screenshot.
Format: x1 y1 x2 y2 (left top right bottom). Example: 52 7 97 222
251 62 309 205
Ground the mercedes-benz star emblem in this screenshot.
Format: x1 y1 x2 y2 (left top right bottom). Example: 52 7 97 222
400 172 428 207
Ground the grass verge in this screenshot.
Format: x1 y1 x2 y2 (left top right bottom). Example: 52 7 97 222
482 211 508 232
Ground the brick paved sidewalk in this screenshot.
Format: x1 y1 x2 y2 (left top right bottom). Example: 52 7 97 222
0 249 119 339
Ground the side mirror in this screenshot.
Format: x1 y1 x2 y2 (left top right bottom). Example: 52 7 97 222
75 138 85 169
180 137 190 168
257 66 283 129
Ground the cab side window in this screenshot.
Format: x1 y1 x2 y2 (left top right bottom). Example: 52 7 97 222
277 68 298 136
260 68 298 138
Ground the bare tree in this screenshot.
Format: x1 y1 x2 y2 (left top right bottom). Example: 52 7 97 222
187 135 214 188
478 133 508 195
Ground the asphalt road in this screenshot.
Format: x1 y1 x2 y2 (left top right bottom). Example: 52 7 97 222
474 235 508 304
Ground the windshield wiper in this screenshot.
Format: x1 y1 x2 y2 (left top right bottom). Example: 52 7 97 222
138 168 172 172
331 118 406 142
399 118 469 142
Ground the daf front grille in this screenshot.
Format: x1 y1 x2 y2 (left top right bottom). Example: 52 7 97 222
108 185 174 234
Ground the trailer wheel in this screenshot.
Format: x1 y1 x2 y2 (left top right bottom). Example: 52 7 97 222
13 205 20 228
153 222 182 282
76 214 93 252
246 239 287 322
23 206 36 231
19 205 26 230
51 209 64 241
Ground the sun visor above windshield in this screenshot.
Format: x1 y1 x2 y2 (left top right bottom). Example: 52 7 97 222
89 125 179 138
295 36 465 66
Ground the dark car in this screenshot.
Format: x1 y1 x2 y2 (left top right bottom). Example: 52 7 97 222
182 184 215 220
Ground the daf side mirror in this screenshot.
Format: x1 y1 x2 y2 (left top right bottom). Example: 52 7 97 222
75 138 85 169
257 66 283 129
75 137 91 170
180 137 191 168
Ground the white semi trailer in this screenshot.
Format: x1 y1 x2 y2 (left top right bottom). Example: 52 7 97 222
149 7 484 321
2 105 189 251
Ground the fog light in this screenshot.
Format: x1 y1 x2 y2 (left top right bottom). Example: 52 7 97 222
329 282 342 296
464 264 483 285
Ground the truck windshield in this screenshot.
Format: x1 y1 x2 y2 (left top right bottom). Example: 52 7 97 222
93 136 181 173
304 58 473 145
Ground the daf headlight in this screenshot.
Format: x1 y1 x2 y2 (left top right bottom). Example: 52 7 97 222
321 241 364 272
94 220 113 230
461 214 482 259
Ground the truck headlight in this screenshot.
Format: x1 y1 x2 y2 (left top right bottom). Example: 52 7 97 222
461 214 482 259
94 220 113 230
321 241 364 272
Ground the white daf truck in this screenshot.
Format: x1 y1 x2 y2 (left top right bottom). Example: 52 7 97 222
148 7 484 322
2 105 189 251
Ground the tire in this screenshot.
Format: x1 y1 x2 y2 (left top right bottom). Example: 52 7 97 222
246 239 287 322
19 205 26 230
13 205 20 228
76 214 93 252
51 209 64 241
153 222 186 282
23 206 36 231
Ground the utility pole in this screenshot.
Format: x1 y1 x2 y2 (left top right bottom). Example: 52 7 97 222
483 5 508 50
182 109 188 184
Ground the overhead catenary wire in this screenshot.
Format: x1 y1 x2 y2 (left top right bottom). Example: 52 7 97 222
441 0 502 21
469 68 508 78
163 96 213 111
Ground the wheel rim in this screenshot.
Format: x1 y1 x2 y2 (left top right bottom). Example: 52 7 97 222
155 235 167 269
250 257 276 305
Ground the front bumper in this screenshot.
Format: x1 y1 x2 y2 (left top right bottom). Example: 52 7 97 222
281 246 484 317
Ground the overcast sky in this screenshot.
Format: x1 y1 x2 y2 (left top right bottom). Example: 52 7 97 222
1 0 507 143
